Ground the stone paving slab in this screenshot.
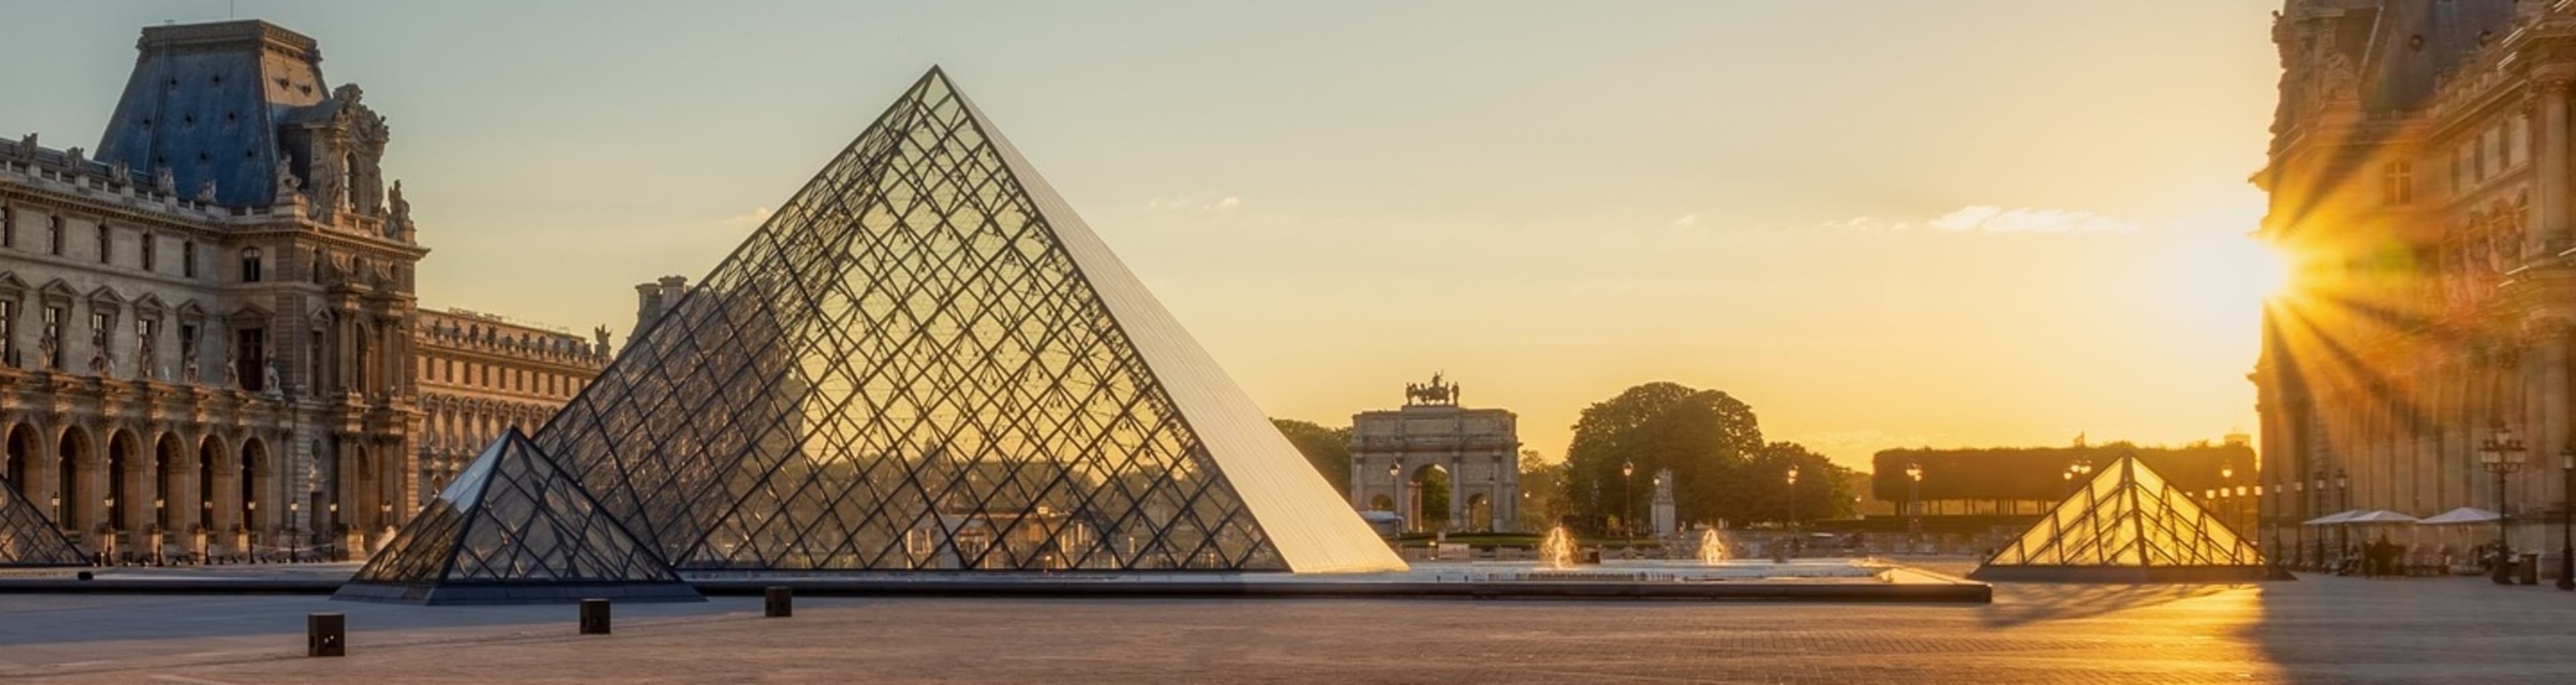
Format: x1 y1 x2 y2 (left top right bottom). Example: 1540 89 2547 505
1 570 2573 683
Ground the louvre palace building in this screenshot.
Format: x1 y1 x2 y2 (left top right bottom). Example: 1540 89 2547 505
2254 1 2576 570
0 20 608 562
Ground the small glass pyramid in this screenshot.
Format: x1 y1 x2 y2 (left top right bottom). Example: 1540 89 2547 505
528 68 1403 574
336 428 700 604
0 475 86 568
1970 454 2282 582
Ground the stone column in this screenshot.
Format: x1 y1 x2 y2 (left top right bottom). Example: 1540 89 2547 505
1448 455 1466 532
2538 78 2572 252
2538 327 2572 511
208 441 240 535
25 424 60 531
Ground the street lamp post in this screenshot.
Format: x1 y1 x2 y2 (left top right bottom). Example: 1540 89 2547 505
1786 465 1801 554
2559 447 2573 592
2064 459 2094 495
1387 462 1401 533
1650 474 1663 538
2336 469 2350 567
2310 474 2326 571
2220 463 2237 533
1904 461 1923 551
1621 461 1634 539
287 500 301 564
2479 423 2526 585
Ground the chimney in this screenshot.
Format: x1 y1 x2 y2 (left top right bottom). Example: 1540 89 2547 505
635 275 691 335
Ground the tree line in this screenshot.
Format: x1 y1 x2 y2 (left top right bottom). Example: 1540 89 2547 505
1271 380 1855 535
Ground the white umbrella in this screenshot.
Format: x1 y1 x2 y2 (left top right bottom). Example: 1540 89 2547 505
2416 507 2501 525
2302 510 2361 525
2343 510 2422 524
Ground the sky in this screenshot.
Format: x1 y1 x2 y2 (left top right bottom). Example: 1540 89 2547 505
1 1 2288 471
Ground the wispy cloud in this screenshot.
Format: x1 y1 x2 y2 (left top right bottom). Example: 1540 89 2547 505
724 206 774 231
1146 194 1243 213
1818 215 1914 232
1669 213 1699 227
1925 205 2139 234
1821 205 2138 235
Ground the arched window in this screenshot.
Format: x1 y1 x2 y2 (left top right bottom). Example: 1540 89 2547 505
240 247 262 282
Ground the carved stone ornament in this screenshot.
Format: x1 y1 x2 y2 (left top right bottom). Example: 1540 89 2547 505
274 152 302 196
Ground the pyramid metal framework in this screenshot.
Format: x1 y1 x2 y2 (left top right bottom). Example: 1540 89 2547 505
1970 454 2282 582
336 429 701 604
0 476 86 567
529 68 1403 574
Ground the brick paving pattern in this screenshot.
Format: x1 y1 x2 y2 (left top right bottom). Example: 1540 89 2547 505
3 568 2574 683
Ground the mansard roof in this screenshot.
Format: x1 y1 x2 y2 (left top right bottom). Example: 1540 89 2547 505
95 19 333 207
2360 0 2514 113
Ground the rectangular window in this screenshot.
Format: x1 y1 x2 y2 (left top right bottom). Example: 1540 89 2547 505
311 331 325 396
90 311 112 369
2383 161 2414 206
2484 127 2504 178
0 301 13 366
41 306 63 369
179 323 199 366
1 204 12 249
236 328 266 392
2510 115 2530 166
2453 144 2468 191
141 233 157 272
182 240 197 278
136 317 158 376
48 217 63 256
95 225 110 264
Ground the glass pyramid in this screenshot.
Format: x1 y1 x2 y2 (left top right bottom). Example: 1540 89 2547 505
0 475 86 568
1970 454 2279 582
336 428 701 604
531 68 1402 574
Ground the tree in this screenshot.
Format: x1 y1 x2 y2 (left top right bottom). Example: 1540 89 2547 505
1564 381 1829 533
1517 455 1568 532
1269 418 1352 494
1746 441 1858 525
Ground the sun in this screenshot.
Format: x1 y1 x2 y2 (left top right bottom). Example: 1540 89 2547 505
2155 232 2294 333
2189 233 2294 303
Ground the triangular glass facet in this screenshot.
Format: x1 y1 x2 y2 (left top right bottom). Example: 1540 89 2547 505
0 475 86 567
1973 454 2273 581
528 68 1403 573
336 429 700 604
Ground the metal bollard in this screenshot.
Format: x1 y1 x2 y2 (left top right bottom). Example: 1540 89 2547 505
765 586 793 618
307 613 345 657
580 598 611 635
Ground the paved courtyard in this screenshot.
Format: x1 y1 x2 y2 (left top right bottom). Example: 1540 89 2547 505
3 565 2574 683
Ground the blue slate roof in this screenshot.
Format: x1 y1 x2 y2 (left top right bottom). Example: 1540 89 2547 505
2363 0 2515 113
95 19 333 207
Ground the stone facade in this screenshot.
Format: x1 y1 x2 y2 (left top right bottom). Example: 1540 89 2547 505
2253 1 2576 568
411 309 608 500
1349 375 1520 533
0 20 607 562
